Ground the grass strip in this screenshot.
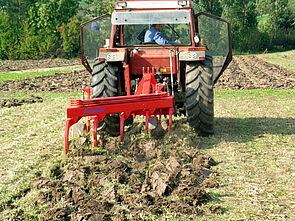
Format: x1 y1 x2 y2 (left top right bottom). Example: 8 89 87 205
215 89 295 98
0 65 83 82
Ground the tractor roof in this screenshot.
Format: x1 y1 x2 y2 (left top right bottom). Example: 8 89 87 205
115 0 191 10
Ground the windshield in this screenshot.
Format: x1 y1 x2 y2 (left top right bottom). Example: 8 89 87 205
112 10 192 46
112 10 191 24
115 24 191 46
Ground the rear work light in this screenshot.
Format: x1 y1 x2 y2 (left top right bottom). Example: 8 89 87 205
117 1 127 8
178 0 187 6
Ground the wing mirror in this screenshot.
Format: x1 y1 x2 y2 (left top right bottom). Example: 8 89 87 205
194 34 200 44
91 21 100 32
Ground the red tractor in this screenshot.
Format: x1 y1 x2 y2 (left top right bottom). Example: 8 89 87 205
80 0 232 137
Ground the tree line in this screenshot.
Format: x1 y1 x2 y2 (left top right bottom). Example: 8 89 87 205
0 0 294 60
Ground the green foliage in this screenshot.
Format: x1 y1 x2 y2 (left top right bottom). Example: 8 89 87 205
257 0 294 32
0 0 81 60
27 0 81 57
84 0 115 17
233 27 270 52
58 16 84 57
192 0 223 16
222 0 257 31
17 21 39 59
0 0 295 58
269 29 295 50
29 0 80 30
0 10 10 59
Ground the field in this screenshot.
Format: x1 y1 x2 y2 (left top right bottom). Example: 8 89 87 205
0 53 294 220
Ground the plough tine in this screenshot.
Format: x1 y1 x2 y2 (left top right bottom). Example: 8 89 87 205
169 108 173 134
120 113 125 142
65 117 81 153
145 112 149 133
93 116 98 147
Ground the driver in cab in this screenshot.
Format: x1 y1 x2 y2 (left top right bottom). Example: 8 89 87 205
144 24 177 45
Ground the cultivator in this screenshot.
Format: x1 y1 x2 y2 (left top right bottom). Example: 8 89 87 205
65 67 175 153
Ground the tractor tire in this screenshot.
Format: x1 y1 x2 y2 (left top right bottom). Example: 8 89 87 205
185 56 214 136
91 59 120 136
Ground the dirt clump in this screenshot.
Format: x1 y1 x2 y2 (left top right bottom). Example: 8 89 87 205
0 95 43 107
26 134 221 220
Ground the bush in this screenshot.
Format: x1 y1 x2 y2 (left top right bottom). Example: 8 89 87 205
233 28 270 53
269 29 295 51
0 11 11 59
58 16 83 58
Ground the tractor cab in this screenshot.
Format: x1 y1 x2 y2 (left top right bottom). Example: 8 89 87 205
81 0 231 84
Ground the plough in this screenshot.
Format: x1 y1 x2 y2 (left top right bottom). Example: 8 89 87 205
65 68 175 153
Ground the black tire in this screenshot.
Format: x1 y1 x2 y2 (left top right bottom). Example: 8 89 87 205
91 59 120 136
185 56 214 136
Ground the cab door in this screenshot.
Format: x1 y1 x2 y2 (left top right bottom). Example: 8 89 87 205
81 14 112 73
195 12 232 84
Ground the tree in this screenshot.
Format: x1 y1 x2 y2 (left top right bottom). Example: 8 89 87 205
29 0 80 31
192 0 223 16
223 0 257 28
257 0 294 32
221 0 262 51
27 0 81 56
58 15 84 57
0 10 10 59
83 0 115 17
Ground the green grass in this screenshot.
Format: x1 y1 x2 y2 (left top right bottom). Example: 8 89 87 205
0 70 61 82
0 92 79 207
196 90 295 220
0 65 83 82
262 50 295 70
216 89 295 98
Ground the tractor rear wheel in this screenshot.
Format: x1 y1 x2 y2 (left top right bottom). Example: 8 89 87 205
185 56 214 136
91 59 120 136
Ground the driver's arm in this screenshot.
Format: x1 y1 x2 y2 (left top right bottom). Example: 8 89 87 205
154 32 177 45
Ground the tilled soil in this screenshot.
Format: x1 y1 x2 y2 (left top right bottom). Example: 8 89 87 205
0 59 81 72
31 130 221 220
216 56 295 90
0 69 90 107
0 56 294 98
0 70 91 94
0 95 43 108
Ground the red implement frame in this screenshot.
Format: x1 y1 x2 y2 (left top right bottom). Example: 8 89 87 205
65 67 175 153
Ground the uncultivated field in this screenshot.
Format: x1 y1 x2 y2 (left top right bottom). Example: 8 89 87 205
0 54 294 220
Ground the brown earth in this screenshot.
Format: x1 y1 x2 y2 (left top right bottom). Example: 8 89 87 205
0 56 294 97
0 59 81 72
0 70 91 94
30 131 221 220
0 95 43 108
216 56 295 90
